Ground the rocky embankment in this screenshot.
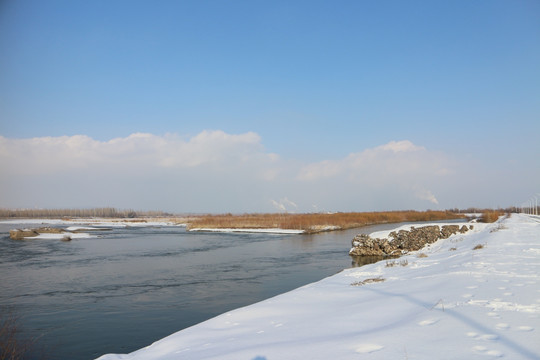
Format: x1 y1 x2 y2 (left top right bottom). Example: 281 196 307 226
349 224 473 256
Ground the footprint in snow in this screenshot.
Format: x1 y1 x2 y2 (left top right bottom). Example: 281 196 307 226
472 346 503 357
418 319 439 326
480 334 499 341
495 323 510 330
355 344 384 354
516 326 533 332
466 332 498 341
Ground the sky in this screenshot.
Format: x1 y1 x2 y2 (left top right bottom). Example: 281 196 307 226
0 0 539 213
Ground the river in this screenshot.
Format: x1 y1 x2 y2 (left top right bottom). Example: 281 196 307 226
0 220 432 359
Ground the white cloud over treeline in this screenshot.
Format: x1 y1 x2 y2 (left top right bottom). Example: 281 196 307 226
0 131 473 212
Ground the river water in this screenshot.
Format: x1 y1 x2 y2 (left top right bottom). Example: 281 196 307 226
0 221 421 359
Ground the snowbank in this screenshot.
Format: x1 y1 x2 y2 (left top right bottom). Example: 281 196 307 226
97 214 540 360
30 232 94 239
188 228 305 234
0 218 186 227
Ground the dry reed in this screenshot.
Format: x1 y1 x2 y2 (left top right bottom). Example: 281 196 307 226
186 210 463 232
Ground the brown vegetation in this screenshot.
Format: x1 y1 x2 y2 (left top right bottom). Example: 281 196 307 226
187 210 464 232
0 308 34 360
351 277 386 286
479 211 504 223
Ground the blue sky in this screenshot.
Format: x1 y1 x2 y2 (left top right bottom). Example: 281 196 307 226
1 1 539 213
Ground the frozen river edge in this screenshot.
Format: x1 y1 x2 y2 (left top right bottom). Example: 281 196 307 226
97 214 540 360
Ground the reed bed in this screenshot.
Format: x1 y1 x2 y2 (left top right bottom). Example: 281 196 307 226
186 210 464 233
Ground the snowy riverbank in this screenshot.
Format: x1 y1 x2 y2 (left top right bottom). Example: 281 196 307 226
0 218 186 227
188 227 305 234
97 214 539 360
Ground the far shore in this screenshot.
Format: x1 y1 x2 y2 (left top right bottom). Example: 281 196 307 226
0 209 499 235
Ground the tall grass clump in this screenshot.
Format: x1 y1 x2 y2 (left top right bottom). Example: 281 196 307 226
0 308 36 360
480 211 503 223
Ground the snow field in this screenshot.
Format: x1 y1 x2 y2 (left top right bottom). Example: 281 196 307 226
97 214 540 360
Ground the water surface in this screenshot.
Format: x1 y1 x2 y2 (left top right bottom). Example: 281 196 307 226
0 221 425 359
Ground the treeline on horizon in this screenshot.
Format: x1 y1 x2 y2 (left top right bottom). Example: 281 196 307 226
0 207 171 219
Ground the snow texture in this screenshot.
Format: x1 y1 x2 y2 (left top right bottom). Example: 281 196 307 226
0 219 185 227
188 228 305 234
29 232 94 239
97 214 540 360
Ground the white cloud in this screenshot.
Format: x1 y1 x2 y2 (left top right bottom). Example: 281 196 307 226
415 189 439 205
0 131 268 175
271 197 298 212
296 140 450 184
376 140 425 153
0 134 462 212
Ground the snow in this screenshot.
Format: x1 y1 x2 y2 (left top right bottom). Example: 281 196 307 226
0 219 67 225
188 228 305 234
65 226 107 231
97 214 540 360
367 221 487 240
0 218 185 227
29 232 94 239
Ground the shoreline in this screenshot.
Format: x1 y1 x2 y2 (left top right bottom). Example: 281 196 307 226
1 212 473 236
96 214 540 360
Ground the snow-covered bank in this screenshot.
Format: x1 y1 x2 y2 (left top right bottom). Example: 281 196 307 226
97 214 540 360
30 232 94 239
0 218 186 227
188 227 305 234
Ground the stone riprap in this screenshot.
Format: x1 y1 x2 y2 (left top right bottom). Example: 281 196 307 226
349 224 472 256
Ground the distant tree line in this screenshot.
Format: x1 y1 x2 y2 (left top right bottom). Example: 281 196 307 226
0 207 171 219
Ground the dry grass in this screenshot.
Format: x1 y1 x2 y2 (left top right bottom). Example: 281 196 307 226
480 211 504 223
473 244 484 250
386 259 409 267
416 253 428 258
351 277 386 286
186 210 463 232
0 308 36 360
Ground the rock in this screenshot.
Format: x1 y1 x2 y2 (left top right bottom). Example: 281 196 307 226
350 223 472 257
9 229 39 240
10 226 68 240
440 225 460 239
389 225 441 251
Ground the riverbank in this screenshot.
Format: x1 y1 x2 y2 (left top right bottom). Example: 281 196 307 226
1 210 468 236
97 214 540 360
